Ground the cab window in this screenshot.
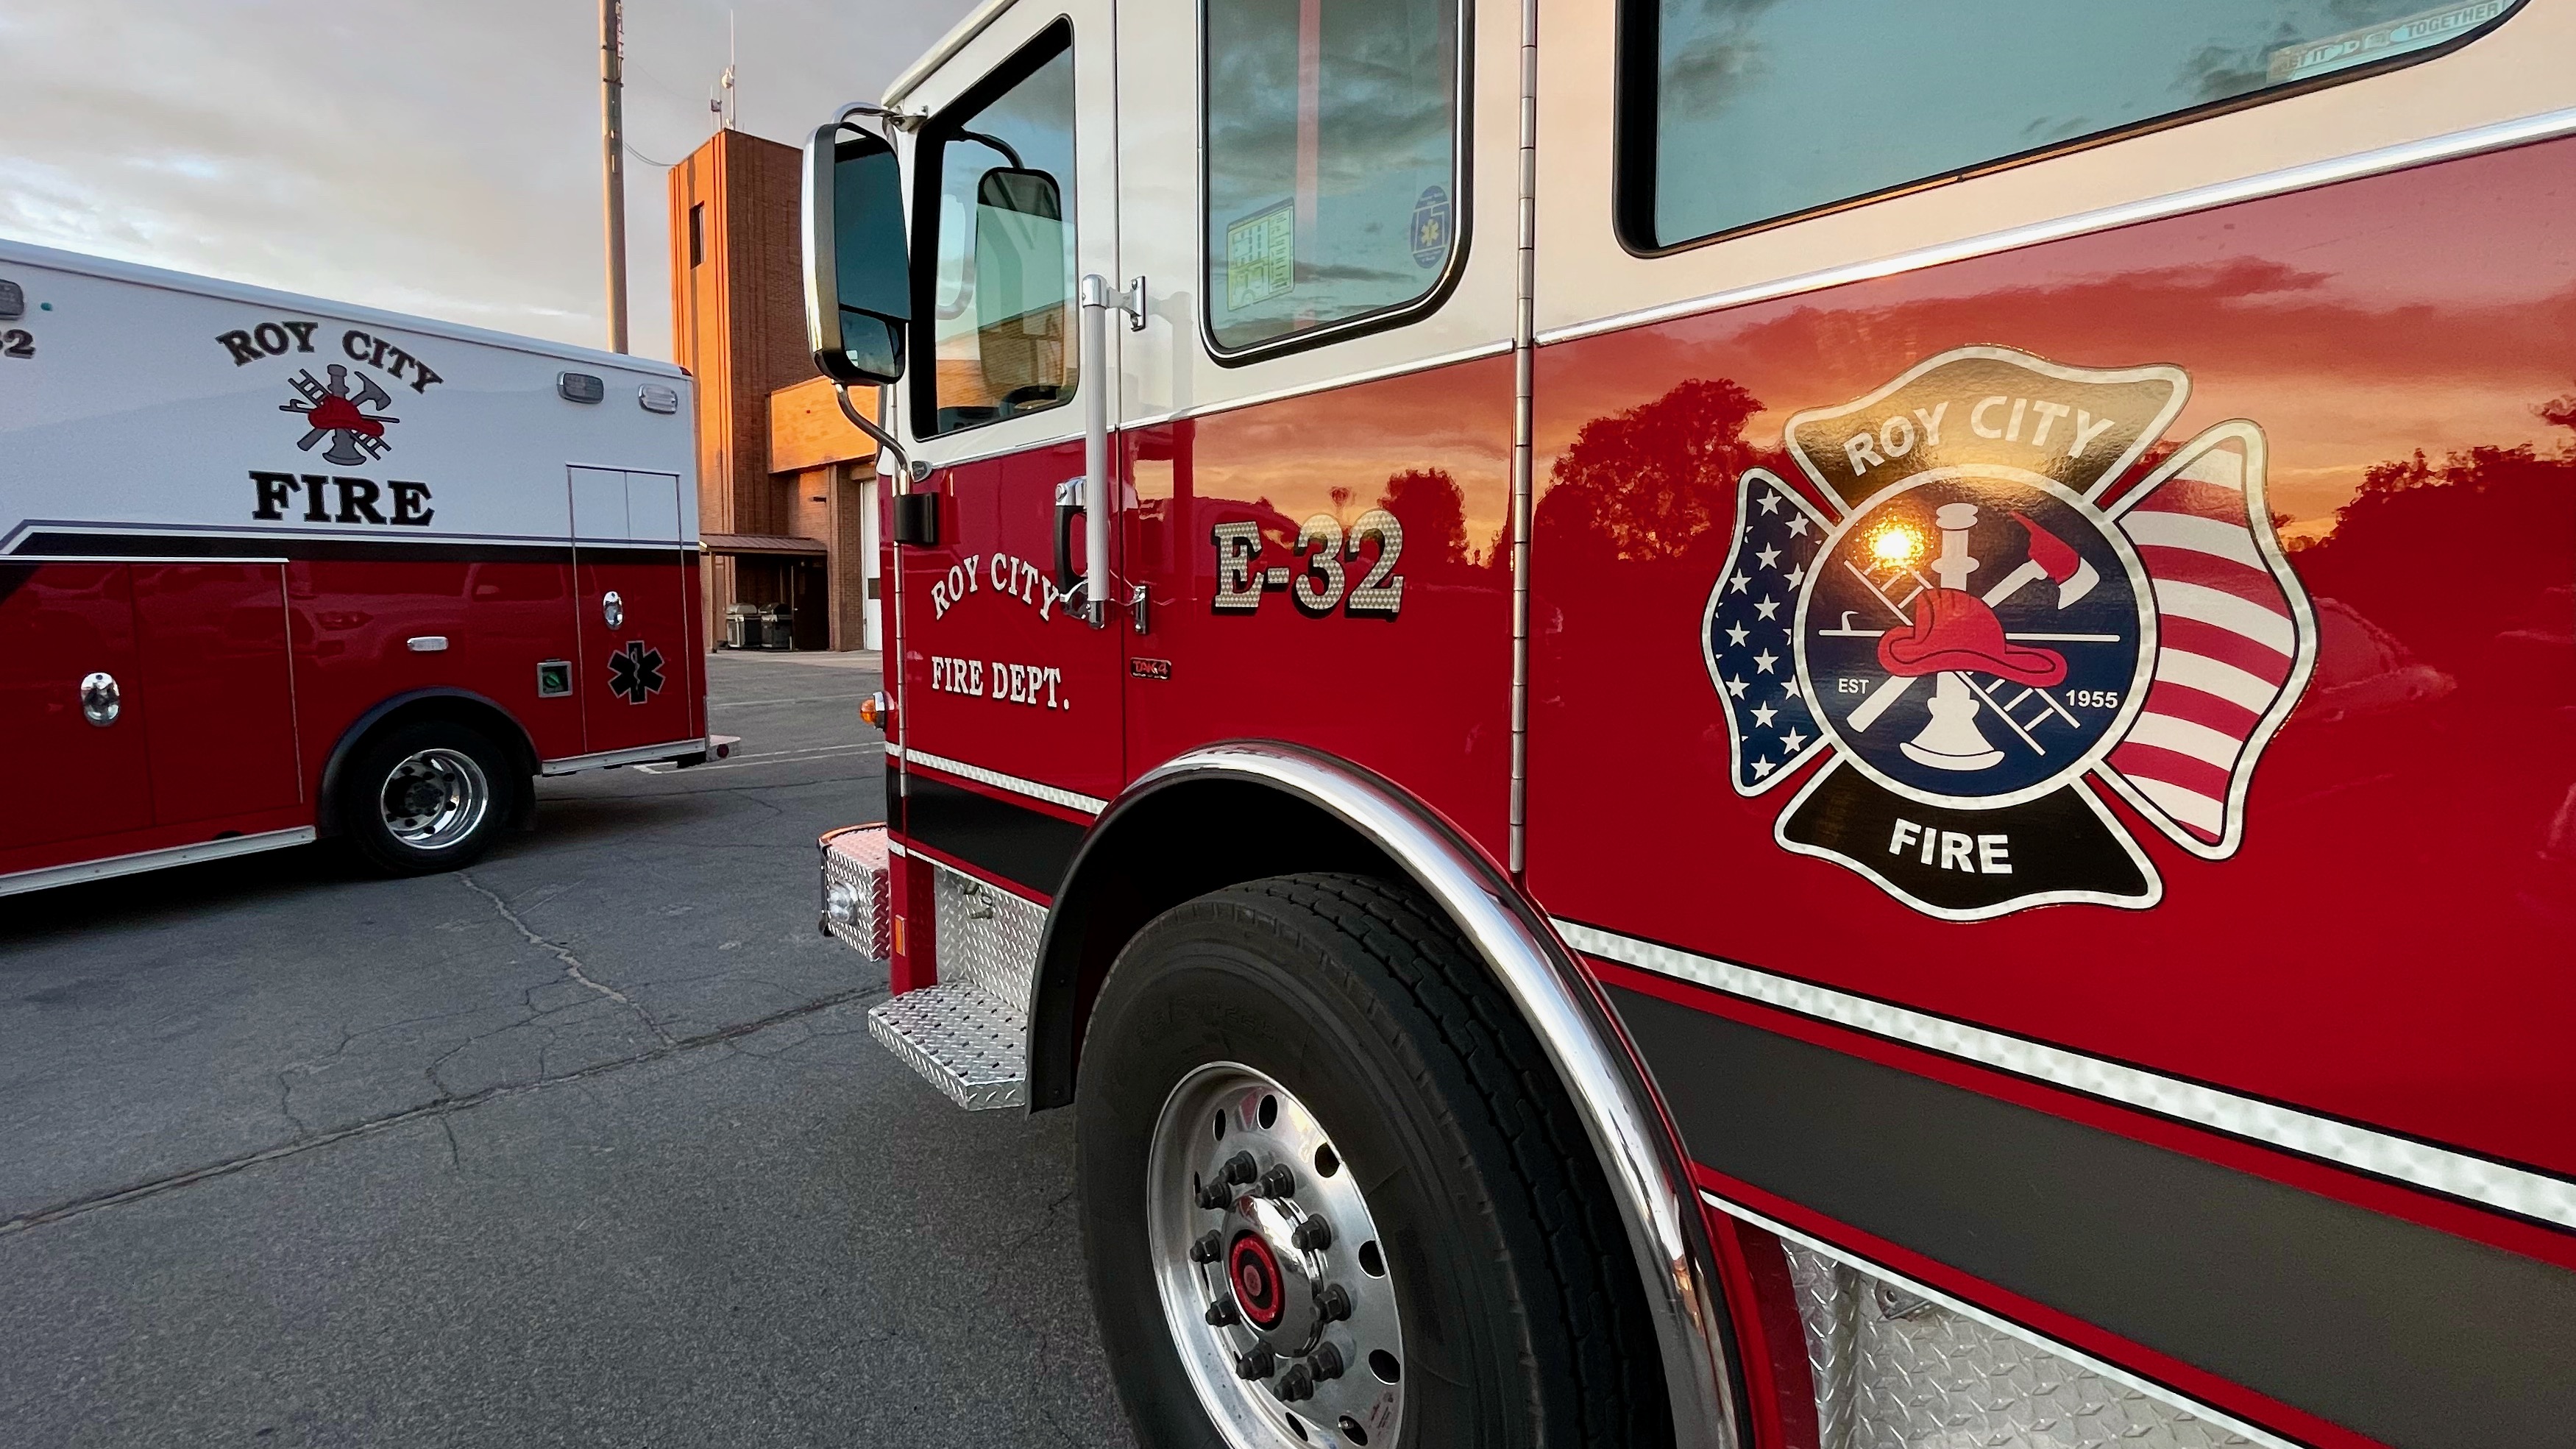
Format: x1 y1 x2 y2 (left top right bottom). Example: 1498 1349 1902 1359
916 23 1079 437
1202 0 1463 357
1621 0 2521 251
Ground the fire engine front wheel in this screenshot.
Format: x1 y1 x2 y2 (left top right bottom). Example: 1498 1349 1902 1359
339 721 515 876
1076 874 1671 1449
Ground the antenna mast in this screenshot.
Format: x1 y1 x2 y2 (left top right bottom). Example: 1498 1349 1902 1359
712 11 738 130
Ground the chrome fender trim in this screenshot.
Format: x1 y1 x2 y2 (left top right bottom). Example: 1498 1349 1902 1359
1043 743 1739 1448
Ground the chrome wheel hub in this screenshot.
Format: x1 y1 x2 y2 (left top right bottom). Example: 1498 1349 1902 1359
379 748 489 849
1149 1063 1405 1448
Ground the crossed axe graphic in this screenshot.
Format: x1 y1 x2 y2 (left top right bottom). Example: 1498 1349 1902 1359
281 364 400 467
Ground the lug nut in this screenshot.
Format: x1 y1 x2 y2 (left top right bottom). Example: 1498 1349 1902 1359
1310 1342 1346 1381
1259 1163 1295 1198
1221 1151 1259 1186
1197 1178 1234 1211
1291 1216 1333 1252
1319 1283 1352 1322
1190 1230 1224 1264
1235 1344 1277 1379
1272 1365 1315 1402
1204 1297 1240 1328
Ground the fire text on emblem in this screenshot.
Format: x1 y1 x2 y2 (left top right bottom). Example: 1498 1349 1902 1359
280 363 400 467
1704 346 2317 920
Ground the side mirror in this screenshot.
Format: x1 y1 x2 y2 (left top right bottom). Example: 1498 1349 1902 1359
803 122 910 386
970 166 1071 410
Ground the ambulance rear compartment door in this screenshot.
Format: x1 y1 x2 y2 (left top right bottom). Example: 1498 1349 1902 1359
0 561 153 862
132 561 302 827
570 466 696 754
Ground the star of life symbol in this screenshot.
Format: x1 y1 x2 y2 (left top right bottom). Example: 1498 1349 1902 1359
607 640 666 705
279 363 400 467
1705 346 2318 920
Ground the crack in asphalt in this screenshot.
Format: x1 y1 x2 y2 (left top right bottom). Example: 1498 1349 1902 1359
459 873 675 1046
0 987 881 1239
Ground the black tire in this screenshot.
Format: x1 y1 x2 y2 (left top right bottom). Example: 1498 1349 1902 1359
338 720 517 876
1076 873 1672 1449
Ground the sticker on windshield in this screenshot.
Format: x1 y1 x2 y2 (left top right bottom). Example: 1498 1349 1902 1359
1226 202 1295 311
2267 1 2510 82
1410 186 1451 270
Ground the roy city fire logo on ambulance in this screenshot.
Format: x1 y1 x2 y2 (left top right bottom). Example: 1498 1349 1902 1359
1704 346 2317 921
221 319 446 529
279 362 401 466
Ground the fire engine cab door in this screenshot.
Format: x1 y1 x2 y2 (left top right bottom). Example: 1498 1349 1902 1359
570 467 698 756
894 7 1126 865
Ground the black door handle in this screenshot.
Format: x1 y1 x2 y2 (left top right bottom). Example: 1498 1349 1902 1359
1053 477 1085 598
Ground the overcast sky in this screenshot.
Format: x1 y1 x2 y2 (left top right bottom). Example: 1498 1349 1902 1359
0 0 977 361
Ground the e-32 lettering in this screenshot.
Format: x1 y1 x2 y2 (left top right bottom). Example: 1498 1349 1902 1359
1210 511 1406 620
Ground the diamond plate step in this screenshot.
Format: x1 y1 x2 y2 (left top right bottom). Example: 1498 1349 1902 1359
867 982 1026 1110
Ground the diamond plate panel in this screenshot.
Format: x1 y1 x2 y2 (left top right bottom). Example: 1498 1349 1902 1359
930 863 1043 1012
1789 1239 1863 1449
867 983 1026 1110
818 826 891 958
1781 1245 2254 1449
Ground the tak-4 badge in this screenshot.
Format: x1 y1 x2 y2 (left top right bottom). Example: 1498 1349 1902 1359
1704 347 2317 920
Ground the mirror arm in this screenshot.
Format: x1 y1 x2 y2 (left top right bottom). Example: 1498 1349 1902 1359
835 99 923 134
954 128 1026 169
831 382 915 491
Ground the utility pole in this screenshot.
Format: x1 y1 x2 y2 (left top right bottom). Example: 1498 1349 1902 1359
598 0 630 354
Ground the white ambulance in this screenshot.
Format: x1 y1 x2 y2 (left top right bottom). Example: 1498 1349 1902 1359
0 240 714 894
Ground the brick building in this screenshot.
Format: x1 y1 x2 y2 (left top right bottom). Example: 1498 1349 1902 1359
667 128 883 653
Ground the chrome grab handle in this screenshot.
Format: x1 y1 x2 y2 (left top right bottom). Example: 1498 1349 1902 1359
79 671 120 726
1071 275 1143 629
1073 274 1115 628
602 589 625 629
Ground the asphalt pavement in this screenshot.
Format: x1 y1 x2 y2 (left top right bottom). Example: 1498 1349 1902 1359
0 651 1135 1448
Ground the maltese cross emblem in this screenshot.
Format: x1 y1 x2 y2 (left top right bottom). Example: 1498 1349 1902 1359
607 641 665 705
1706 347 2317 920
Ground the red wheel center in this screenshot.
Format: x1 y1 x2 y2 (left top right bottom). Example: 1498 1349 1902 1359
1227 1232 1286 1328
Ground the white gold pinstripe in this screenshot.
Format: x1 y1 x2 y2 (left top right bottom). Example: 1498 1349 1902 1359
899 746 1110 815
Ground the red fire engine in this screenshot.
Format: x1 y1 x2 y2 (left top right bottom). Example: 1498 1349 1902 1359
0 242 717 893
805 1 2576 1445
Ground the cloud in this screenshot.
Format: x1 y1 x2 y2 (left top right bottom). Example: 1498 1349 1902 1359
0 0 976 357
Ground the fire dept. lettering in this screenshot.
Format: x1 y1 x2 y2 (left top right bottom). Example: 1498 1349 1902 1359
929 654 1068 709
248 470 435 526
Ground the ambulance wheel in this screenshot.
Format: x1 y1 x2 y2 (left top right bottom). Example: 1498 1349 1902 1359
340 721 514 876
1076 873 1670 1449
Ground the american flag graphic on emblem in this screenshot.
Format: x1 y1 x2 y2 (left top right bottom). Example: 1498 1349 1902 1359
1706 470 1831 792
2107 422 2316 858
